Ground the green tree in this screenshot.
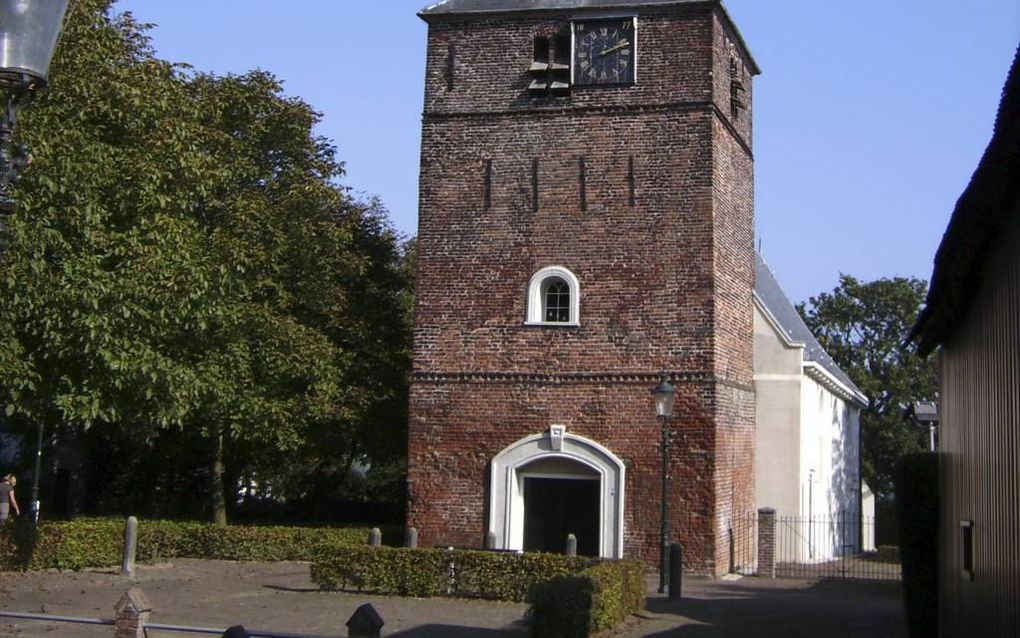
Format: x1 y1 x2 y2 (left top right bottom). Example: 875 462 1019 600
225 203 414 523
0 0 411 523
797 275 937 500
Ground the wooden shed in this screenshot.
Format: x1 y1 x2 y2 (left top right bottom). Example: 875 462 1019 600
909 45 1020 638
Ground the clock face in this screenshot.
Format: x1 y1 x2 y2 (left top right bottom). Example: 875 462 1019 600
573 18 636 86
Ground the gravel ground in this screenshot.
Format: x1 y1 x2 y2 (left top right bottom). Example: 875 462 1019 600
0 560 906 637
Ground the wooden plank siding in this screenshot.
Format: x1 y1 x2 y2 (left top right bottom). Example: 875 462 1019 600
937 205 1020 637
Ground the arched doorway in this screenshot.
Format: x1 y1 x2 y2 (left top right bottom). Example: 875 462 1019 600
521 457 600 555
489 426 625 558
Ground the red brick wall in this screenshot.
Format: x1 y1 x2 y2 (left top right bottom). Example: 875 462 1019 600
709 10 757 573
410 3 756 576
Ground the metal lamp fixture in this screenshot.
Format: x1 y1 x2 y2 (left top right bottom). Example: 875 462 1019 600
650 371 675 594
906 401 940 452
651 372 676 418
0 0 70 216
0 0 70 524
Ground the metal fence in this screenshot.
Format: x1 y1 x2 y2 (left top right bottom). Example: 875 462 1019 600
727 512 758 575
774 513 900 580
728 511 901 581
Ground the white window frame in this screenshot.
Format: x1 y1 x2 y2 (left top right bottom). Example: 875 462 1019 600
526 266 581 326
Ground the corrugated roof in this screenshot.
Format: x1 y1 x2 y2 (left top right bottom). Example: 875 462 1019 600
420 0 706 15
755 253 868 405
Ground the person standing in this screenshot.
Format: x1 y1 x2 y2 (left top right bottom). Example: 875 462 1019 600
0 475 20 525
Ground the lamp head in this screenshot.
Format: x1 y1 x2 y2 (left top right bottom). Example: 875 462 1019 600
651 371 676 418
906 401 939 426
0 0 71 89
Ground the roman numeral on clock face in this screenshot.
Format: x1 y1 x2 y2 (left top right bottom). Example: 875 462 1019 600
572 18 636 86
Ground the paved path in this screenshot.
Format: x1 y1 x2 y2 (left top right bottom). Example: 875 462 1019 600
0 560 906 637
619 575 907 637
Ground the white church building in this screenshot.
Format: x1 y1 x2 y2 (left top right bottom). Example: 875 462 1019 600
753 254 870 563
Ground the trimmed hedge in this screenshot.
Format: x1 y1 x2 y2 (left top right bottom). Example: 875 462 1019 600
311 546 646 636
312 545 594 601
0 518 372 571
894 453 938 638
527 560 646 638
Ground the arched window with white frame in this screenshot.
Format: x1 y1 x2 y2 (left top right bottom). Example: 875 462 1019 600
526 266 580 326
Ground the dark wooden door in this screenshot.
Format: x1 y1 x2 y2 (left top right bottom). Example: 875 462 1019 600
523 477 600 556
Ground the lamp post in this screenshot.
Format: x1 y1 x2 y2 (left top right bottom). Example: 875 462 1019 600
906 401 939 452
651 371 676 594
0 0 72 523
0 0 71 232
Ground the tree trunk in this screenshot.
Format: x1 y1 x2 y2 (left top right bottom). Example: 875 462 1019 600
211 432 227 526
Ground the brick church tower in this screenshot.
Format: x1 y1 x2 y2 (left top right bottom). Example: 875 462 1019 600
408 0 758 575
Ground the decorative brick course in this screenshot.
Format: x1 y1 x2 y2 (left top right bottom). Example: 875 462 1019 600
409 2 756 576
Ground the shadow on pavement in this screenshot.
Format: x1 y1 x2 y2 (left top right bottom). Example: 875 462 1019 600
637 579 907 638
388 624 526 637
261 584 320 593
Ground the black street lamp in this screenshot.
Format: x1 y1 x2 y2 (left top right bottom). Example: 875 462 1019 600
0 0 71 230
651 371 676 594
0 0 71 523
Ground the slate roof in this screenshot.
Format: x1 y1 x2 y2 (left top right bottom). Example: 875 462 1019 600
909 46 1020 356
755 253 868 406
420 0 707 16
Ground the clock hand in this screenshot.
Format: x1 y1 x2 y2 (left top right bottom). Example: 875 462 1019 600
598 40 630 56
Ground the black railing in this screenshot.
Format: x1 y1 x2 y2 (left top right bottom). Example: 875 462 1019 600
727 511 901 581
727 513 758 576
774 513 900 581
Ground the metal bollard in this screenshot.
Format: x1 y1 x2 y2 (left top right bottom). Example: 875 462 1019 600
668 543 683 601
565 534 577 557
368 528 382 547
121 516 138 578
405 526 419 549
485 531 497 550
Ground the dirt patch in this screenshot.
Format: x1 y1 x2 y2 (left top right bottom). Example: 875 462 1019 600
0 561 907 637
0 559 529 637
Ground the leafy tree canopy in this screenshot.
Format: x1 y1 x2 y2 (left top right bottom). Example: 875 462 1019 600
0 0 411 522
797 275 937 500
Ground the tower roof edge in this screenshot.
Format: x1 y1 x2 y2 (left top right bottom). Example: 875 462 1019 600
420 0 711 18
417 0 760 75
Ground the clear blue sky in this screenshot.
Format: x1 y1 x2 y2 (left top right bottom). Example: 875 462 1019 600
114 0 1018 303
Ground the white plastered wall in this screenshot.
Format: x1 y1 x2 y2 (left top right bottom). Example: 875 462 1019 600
753 302 805 517
799 374 861 561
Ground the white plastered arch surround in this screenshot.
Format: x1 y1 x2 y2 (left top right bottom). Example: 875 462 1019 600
488 427 626 558
526 266 581 326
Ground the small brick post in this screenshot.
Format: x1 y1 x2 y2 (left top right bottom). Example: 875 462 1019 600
346 603 385 637
113 587 151 638
757 508 776 579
